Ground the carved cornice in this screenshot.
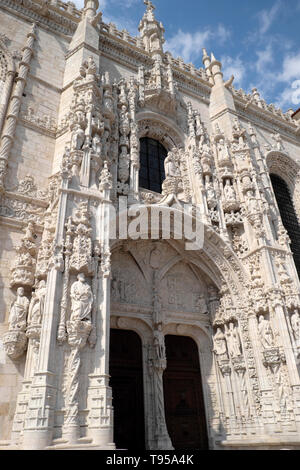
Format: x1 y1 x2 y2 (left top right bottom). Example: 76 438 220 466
235 100 298 141
0 0 80 36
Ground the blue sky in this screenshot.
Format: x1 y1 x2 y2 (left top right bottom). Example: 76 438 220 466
74 0 300 112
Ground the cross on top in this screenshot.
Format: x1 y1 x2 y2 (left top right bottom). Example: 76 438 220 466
144 0 155 12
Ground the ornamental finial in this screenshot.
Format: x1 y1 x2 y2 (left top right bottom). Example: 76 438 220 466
144 0 155 12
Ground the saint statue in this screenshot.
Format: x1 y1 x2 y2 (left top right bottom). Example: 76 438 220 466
164 150 180 178
217 138 230 162
258 315 275 350
28 280 47 326
70 273 93 322
291 310 300 342
213 327 228 356
225 322 242 358
153 324 166 361
9 287 29 331
71 123 85 151
224 179 236 201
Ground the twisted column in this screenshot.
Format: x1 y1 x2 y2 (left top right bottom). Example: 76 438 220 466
0 23 36 192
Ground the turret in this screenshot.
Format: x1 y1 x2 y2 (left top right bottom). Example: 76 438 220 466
202 48 214 85
138 0 165 62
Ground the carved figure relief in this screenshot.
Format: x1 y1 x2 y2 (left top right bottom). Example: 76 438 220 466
225 322 242 358
28 280 46 326
213 327 228 357
258 315 275 350
8 287 29 331
70 273 93 322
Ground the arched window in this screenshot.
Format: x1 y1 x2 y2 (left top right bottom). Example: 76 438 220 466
139 137 167 193
271 173 300 277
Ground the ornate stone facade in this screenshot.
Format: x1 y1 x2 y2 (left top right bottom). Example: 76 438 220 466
0 0 300 451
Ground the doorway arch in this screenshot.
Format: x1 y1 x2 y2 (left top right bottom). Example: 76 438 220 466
109 329 145 450
163 335 209 450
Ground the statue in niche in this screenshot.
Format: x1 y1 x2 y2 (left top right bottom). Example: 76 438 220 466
224 179 236 201
9 287 29 331
153 324 166 361
217 138 230 162
213 327 228 357
71 123 85 151
70 273 93 322
28 280 47 326
164 150 180 178
111 277 121 302
225 322 242 358
258 315 275 350
92 133 102 155
290 310 300 342
271 132 283 151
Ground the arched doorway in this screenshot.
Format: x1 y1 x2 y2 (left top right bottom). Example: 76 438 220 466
270 173 300 277
163 335 209 450
109 329 145 450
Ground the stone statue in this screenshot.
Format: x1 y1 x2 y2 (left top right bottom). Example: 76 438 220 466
258 315 275 349
164 150 180 178
225 322 242 358
70 273 93 322
217 138 230 162
213 327 228 356
92 133 102 155
153 324 166 361
8 287 29 331
224 179 236 201
28 280 47 326
71 123 85 151
290 310 300 342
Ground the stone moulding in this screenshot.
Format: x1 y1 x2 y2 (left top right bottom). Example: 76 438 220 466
0 0 80 36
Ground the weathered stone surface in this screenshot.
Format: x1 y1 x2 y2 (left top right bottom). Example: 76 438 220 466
0 0 300 451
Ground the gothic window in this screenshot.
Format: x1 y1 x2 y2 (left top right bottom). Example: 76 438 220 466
139 137 167 193
271 174 300 277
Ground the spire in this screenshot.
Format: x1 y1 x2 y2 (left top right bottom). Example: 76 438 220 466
139 0 165 61
83 0 101 23
210 51 223 85
202 48 214 85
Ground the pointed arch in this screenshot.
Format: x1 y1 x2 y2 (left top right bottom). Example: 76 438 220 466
266 151 300 222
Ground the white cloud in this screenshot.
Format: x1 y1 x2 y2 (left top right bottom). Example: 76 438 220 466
165 24 231 63
279 52 300 82
255 42 274 74
221 55 246 86
165 29 212 62
257 0 281 35
72 0 84 9
275 80 300 108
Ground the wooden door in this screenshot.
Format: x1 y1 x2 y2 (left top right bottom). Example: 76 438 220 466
109 329 145 450
163 335 209 450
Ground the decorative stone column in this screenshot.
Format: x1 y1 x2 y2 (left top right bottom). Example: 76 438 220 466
86 163 115 448
0 23 36 192
21 171 70 450
149 327 173 450
63 319 92 443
